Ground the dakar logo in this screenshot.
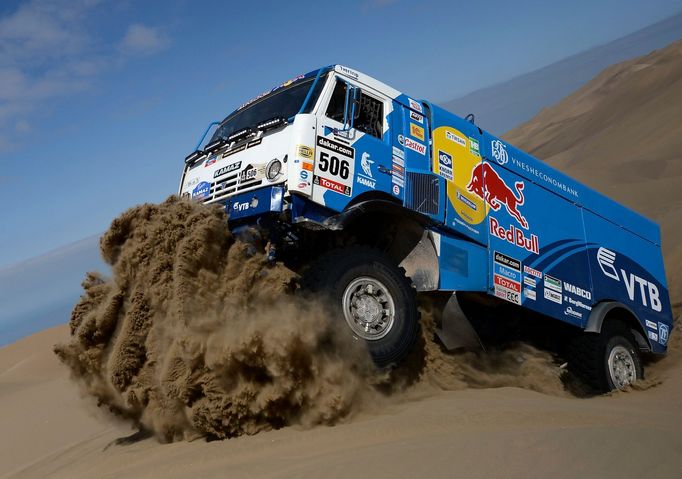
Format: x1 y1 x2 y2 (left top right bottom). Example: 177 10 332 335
491 139 508 165
467 163 528 229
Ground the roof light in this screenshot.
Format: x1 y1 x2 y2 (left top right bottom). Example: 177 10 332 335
203 138 226 154
227 127 254 143
185 150 205 164
257 117 285 131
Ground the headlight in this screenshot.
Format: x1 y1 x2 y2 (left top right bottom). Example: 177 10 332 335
266 159 282 180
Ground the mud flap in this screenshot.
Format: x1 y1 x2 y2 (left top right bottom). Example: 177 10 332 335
436 293 484 352
399 230 440 291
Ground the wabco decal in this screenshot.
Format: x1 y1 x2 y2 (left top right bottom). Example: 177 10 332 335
215 161 242 179
404 137 426 155
467 163 528 229
489 217 539 254
563 282 592 300
596 247 663 312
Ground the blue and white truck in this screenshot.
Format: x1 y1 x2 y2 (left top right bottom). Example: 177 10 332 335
179 65 673 392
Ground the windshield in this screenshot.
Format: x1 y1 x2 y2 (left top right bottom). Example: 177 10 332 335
211 74 326 142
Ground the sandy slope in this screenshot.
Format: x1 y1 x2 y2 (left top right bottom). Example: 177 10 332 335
1 325 681 479
3 41 682 479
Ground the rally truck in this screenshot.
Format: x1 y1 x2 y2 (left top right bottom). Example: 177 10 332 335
179 65 673 392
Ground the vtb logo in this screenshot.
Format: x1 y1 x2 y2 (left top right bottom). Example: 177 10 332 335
467 163 528 229
597 247 662 312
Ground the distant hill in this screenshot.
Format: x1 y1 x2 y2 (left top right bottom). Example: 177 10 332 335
443 12 682 135
0 236 105 345
504 39 682 308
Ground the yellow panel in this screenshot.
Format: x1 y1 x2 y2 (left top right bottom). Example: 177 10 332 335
432 126 487 225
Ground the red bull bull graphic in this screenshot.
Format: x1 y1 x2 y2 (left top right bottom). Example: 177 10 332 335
467 163 528 229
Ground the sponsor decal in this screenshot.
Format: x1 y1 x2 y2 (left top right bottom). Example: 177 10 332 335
398 134 404 146
645 319 658 330
524 265 542 279
339 66 359 79
192 181 210 200
404 137 426 155
214 161 242 179
300 170 309 180
648 330 659 342
510 157 579 198
467 163 528 229
410 123 425 141
392 155 405 167
297 145 314 159
544 275 562 293
563 282 592 300
205 154 218 167
392 184 400 195
313 175 352 196
491 139 508 165
317 136 354 158
659 323 669 345
357 152 376 188
566 296 591 311
456 191 477 210
410 111 424 124
302 161 314 171
524 276 536 288
469 137 480 157
493 251 521 305
408 98 423 113
489 217 539 254
185 177 200 188
247 138 262 148
564 307 582 320
445 130 466 148
392 146 405 159
544 288 562 304
597 247 662 312
437 150 453 181
524 289 536 300
297 182 308 188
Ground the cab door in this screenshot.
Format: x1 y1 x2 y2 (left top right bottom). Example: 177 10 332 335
312 77 394 212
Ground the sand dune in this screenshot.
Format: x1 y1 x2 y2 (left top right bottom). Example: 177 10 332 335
3 41 682 478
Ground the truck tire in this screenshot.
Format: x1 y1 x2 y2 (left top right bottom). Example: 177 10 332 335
568 320 643 393
304 246 420 367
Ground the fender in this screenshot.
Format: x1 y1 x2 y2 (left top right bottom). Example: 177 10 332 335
585 301 651 352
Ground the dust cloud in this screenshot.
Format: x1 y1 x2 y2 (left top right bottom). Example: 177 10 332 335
55 197 567 442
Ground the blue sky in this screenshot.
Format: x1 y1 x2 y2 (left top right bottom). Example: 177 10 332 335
1 0 681 268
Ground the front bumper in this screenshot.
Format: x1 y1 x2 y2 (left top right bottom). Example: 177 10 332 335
223 186 285 222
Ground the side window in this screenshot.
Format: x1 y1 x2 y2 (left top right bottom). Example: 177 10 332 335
325 80 384 140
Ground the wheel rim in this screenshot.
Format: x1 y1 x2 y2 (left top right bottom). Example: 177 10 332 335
342 276 396 341
607 345 637 389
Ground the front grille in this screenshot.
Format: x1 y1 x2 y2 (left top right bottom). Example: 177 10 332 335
204 174 264 203
405 172 439 215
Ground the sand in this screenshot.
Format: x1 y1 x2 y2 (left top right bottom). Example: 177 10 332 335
2 39 682 479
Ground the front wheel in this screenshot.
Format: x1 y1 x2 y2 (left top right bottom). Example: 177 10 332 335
304 247 420 367
568 320 643 393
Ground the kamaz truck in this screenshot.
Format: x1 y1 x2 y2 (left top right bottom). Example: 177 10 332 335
179 65 673 392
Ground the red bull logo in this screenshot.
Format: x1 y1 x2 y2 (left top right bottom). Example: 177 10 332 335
489 217 539 254
467 163 529 229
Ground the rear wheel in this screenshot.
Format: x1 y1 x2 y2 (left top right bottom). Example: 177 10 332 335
304 247 419 367
568 320 643 393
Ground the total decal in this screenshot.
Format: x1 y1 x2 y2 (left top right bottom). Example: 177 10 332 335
313 136 354 197
492 251 522 305
597 247 664 314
